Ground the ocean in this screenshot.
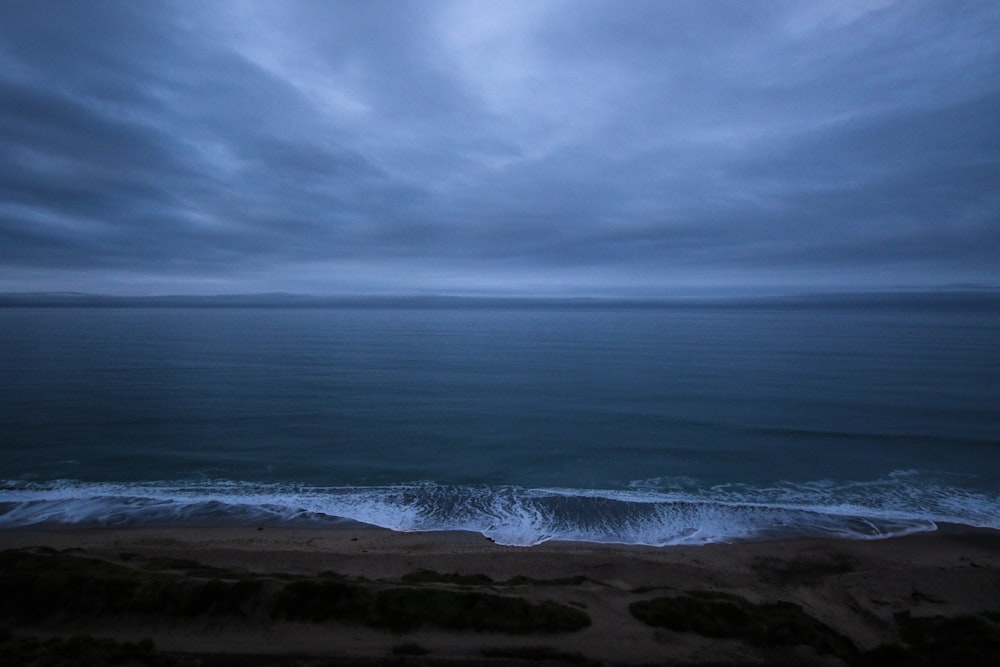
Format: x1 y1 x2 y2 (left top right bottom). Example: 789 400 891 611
1 298 998 545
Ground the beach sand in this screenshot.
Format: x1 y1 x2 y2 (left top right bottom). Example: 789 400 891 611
2 524 999 665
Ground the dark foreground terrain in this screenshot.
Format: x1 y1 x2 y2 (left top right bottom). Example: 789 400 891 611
1 526 998 666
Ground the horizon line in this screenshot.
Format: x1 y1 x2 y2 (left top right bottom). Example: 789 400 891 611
1 288 998 309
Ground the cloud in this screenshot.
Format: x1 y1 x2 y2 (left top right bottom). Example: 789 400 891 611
0 0 998 296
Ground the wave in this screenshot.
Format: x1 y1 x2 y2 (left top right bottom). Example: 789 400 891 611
1 471 997 546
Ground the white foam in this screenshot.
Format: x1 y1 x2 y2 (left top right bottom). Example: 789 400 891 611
1 472 997 546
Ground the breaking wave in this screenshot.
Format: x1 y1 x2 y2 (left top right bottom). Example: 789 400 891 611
1 470 997 546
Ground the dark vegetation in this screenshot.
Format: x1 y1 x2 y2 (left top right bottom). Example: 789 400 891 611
273 579 590 633
390 642 430 656
0 631 197 667
629 591 859 662
0 630 599 667
858 611 1000 667
753 552 857 585
0 548 263 620
4 548 998 666
630 591 1000 666
400 569 588 587
480 645 591 663
0 548 589 635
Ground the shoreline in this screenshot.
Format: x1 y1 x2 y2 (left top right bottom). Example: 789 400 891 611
5 471 993 548
2 524 999 665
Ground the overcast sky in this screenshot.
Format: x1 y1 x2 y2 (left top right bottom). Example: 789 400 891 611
1 0 998 297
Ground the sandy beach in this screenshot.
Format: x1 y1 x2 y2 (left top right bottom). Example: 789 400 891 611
2 524 999 665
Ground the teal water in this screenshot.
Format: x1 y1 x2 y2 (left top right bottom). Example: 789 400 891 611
1 302 998 545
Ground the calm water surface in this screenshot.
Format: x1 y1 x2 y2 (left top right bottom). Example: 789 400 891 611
1 304 998 545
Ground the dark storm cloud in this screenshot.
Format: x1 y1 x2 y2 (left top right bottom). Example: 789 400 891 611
1 0 998 295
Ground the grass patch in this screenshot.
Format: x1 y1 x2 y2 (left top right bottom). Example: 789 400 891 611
273 579 590 633
0 549 263 621
858 612 1000 667
504 575 589 587
0 633 196 667
271 578 375 623
137 556 243 579
2 549 590 637
391 642 430 656
481 646 590 663
401 570 495 586
375 588 590 633
629 591 858 662
753 552 857 584
401 569 588 587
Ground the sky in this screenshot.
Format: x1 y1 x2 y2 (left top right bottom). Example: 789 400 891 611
1 0 998 297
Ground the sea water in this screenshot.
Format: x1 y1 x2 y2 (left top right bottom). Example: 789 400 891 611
1 300 998 545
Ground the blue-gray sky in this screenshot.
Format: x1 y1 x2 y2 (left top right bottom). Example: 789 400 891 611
1 0 998 296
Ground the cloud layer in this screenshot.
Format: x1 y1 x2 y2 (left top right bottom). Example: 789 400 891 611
1 0 998 296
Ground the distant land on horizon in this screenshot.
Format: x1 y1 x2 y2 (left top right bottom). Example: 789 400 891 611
1 289 998 310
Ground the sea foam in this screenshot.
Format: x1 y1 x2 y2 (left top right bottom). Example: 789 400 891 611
2 471 996 546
